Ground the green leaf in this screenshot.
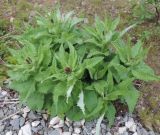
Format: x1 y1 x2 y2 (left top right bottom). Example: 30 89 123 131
105 103 116 127
107 70 114 92
123 87 139 113
83 57 104 69
84 91 98 112
27 92 44 110
93 80 107 96
66 106 84 121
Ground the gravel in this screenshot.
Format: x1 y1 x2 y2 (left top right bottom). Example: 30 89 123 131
0 87 159 135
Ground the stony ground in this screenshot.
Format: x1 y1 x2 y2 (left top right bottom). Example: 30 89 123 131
0 86 159 135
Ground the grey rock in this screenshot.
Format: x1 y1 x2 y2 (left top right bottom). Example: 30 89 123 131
3 107 8 114
41 120 46 127
48 129 61 135
148 131 155 135
73 121 82 128
106 132 112 135
63 124 69 132
0 125 5 132
140 128 149 135
5 131 13 135
10 118 20 130
0 110 4 119
28 111 37 120
19 117 25 127
19 123 32 135
31 127 38 133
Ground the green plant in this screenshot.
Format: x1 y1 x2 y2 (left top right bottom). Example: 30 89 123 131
6 9 159 128
132 0 160 23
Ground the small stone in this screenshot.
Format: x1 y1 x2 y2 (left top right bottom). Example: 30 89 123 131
118 127 127 134
133 132 138 135
11 115 19 119
32 121 40 127
129 124 137 132
10 118 20 130
41 120 45 127
19 117 25 127
74 127 81 134
53 120 64 128
1 91 7 97
91 128 96 134
48 129 61 135
125 121 135 129
20 123 32 135
73 121 82 128
50 116 61 126
106 132 112 135
42 114 48 120
28 111 38 120
140 128 149 135
0 109 4 118
148 131 155 135
0 125 5 132
6 131 12 135
23 107 30 113
62 132 71 135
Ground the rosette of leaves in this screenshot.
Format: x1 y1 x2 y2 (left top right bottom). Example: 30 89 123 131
6 9 160 127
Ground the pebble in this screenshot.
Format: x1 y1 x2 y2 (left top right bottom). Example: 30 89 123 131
50 116 61 126
19 123 32 135
62 132 71 135
74 127 81 134
10 118 20 130
48 129 61 135
19 117 25 127
31 121 40 127
0 109 4 118
133 132 138 135
129 124 137 132
53 120 64 128
23 107 30 113
28 111 37 120
118 127 127 134
125 121 135 129
0 125 5 132
5 131 12 135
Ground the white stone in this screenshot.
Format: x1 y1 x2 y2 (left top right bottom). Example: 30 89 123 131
62 132 71 135
91 128 96 134
49 116 61 126
125 121 135 129
81 119 85 126
18 129 23 135
133 132 138 135
129 124 137 132
23 107 30 113
1 91 7 96
22 112 27 118
118 127 127 134
19 123 32 135
11 114 19 119
53 120 64 128
32 121 40 127
6 131 12 135
74 127 81 134
42 114 48 120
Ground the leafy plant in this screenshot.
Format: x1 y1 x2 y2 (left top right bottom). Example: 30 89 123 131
6 9 159 127
132 0 160 23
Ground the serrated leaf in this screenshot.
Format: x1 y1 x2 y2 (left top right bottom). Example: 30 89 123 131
105 103 116 127
77 91 85 114
27 92 44 110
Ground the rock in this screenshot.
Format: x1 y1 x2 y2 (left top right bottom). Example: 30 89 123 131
49 116 61 126
0 109 4 118
62 132 71 135
63 124 69 132
140 128 148 135
11 114 19 119
125 120 135 129
32 121 40 127
73 121 82 128
5 131 12 135
23 107 30 113
133 132 138 135
10 118 20 130
148 131 155 135
118 127 127 134
1 91 7 98
19 117 25 127
129 124 137 132
28 111 37 120
42 114 48 120
41 120 45 127
74 127 81 134
91 128 96 134
53 120 64 128
0 125 5 132
19 123 32 135
106 132 112 135
48 129 61 135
